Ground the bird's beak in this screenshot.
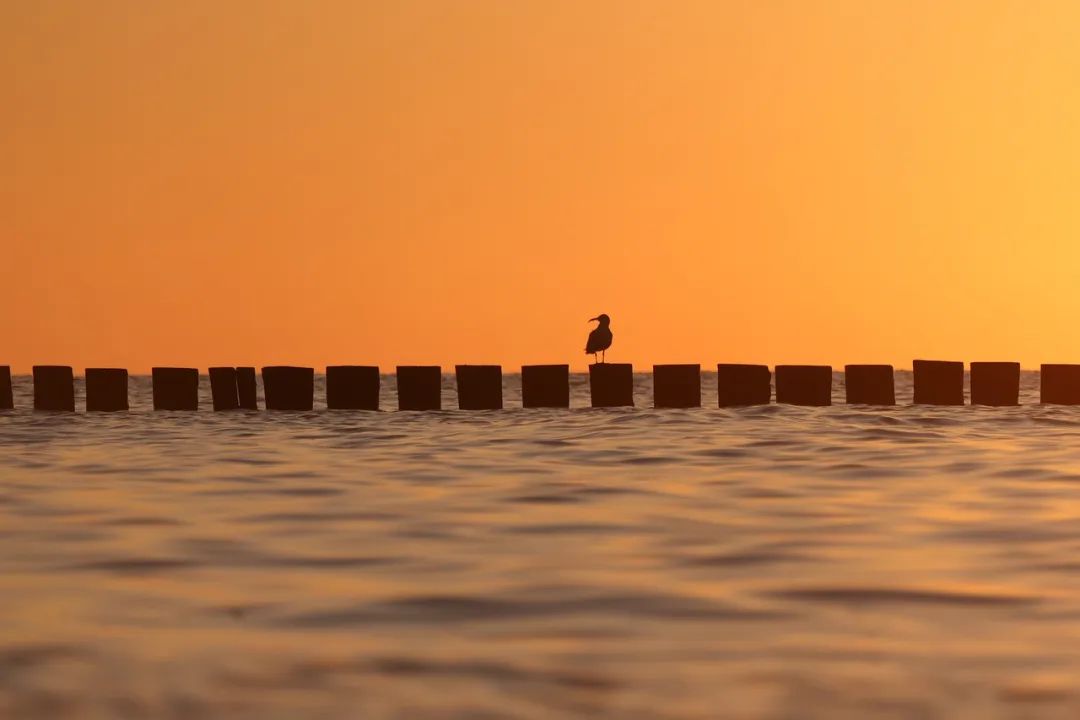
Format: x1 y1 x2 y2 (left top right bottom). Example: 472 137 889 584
588 316 598 322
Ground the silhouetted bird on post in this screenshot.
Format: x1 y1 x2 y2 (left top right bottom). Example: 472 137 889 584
586 314 613 364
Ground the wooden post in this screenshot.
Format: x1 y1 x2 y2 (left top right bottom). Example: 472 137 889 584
653 364 701 408
913 360 964 405
209 367 240 411
0 366 12 410
455 365 503 410
1040 364 1080 405
521 365 570 408
397 366 442 410
152 368 199 410
262 366 314 411
844 364 895 405
85 368 129 411
589 363 634 408
326 366 380 410
716 364 771 406
33 366 75 411
775 365 832 406
237 367 258 410
970 362 1019 406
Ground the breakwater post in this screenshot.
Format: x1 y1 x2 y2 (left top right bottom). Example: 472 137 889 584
521 365 570 408
1040 364 1080 404
716 364 771 406
33 366 75 412
85 368 128 411
152 368 199 410
262 367 314 411
913 360 964 405
844 364 895 405
209 367 240 411
775 365 832 406
653 364 701 408
237 367 258 410
589 363 634 408
326 366 380 410
397 366 442 410
456 365 503 410
0 366 12 410
970 362 1019 406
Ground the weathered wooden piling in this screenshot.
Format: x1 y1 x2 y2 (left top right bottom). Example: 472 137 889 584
326 366 380 410
844 364 895 405
33 366 75 412
913 360 964 405
237 367 258 410
152 368 199 410
262 366 314 411
589 363 634 408
775 365 832 406
653 364 701 408
397 366 442 411
716 364 771 406
1040 364 1080 405
209 367 240 411
970 362 1020 406
85 368 129 411
0 366 12 410
521 365 570 408
456 365 503 410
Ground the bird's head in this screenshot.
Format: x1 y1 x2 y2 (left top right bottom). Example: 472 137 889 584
589 314 611 326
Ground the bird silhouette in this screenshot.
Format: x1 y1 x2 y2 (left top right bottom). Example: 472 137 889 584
585 314 613 364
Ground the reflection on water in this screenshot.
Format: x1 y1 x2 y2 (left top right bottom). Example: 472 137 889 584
2 372 1080 719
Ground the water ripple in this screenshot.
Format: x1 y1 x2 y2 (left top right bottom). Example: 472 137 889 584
2 371 1080 719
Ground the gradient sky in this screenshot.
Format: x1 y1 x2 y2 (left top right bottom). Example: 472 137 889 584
5 1 1080 372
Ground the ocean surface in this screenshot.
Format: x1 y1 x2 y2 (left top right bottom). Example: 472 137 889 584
2 371 1080 719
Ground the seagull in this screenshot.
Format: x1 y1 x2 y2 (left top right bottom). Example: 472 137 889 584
585 314 613 364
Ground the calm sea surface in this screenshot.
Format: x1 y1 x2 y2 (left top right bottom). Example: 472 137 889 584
2 371 1080 719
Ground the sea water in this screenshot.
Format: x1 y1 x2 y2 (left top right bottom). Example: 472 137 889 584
1 372 1079 719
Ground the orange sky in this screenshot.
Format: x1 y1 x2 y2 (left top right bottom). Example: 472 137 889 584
5 1 1080 372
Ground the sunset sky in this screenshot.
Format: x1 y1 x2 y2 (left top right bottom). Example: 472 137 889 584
6 1 1080 372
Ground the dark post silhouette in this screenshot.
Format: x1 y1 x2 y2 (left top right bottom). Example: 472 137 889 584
589 363 633 407
456 365 503 410
0 366 12 410
33 366 75 412
844 364 895 405
209 367 240 411
326 366 380 410
653 364 701 408
775 365 832 406
85 368 129 411
152 368 199 410
716 364 771 406
262 367 314 411
237 367 258 410
970 362 1020 406
1041 365 1080 404
521 364 570 408
397 366 442 410
913 360 964 405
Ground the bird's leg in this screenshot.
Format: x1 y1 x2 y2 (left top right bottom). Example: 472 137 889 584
601 350 606 364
